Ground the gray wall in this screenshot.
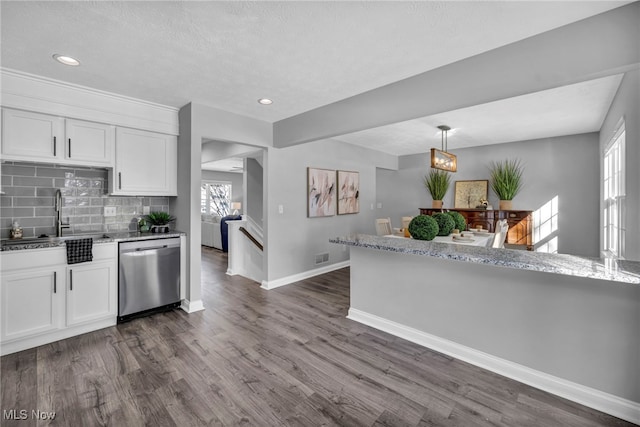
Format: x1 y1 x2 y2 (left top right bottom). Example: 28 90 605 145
174 103 272 306
377 133 601 257
201 169 244 211
246 157 263 226
1 161 169 238
350 246 640 404
600 69 640 261
265 138 396 281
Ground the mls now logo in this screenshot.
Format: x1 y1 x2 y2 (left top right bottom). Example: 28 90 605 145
3 409 56 420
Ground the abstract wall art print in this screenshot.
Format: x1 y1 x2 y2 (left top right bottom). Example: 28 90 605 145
307 167 336 217
337 170 360 215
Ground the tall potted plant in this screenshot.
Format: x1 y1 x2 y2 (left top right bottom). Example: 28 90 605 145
489 158 524 210
424 169 451 209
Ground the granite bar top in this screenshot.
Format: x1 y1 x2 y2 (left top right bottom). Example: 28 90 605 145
330 233 640 285
0 231 186 252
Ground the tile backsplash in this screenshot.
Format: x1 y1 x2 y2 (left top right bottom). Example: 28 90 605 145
0 161 171 239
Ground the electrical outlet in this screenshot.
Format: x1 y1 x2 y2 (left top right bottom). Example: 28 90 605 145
143 206 150 214
104 206 117 217
278 205 284 214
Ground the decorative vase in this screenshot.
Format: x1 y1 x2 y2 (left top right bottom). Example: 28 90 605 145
499 200 512 210
432 200 443 209
151 225 170 233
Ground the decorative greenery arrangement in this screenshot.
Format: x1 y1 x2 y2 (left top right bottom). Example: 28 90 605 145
489 158 524 201
432 212 456 236
408 215 439 241
423 169 451 201
145 211 176 225
446 211 466 231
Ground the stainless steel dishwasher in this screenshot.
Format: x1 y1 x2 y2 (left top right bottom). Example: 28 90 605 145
118 237 181 322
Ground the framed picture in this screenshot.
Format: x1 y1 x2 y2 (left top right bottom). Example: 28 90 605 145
337 170 360 215
307 167 336 217
454 180 489 209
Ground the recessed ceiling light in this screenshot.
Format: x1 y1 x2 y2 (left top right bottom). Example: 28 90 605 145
257 98 273 105
52 54 80 66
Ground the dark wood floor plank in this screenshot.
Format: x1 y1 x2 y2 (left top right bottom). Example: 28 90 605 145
1 247 634 426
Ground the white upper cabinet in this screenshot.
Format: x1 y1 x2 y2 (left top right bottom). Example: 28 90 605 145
64 119 114 166
1 109 63 161
1 108 114 167
111 127 177 196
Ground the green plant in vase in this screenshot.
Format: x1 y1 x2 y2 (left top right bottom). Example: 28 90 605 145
424 169 451 209
408 215 439 241
145 211 176 233
446 211 466 232
489 158 524 210
432 212 456 236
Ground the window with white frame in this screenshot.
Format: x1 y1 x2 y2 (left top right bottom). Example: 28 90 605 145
603 123 625 258
201 181 232 217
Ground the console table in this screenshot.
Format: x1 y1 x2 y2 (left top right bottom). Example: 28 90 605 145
419 208 533 250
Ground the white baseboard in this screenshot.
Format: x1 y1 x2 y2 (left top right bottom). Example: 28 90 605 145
347 308 640 425
0 318 116 356
180 299 205 313
261 260 350 290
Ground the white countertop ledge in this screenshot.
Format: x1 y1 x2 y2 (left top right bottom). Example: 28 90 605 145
330 234 640 285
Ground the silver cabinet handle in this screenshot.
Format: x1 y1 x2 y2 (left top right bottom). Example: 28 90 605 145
70 270 73 291
53 136 57 156
68 138 71 158
118 172 122 190
53 271 57 293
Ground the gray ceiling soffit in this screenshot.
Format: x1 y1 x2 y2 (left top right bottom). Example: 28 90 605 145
272 2 640 149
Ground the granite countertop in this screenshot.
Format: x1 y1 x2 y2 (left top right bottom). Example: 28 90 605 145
1 231 186 252
330 233 640 285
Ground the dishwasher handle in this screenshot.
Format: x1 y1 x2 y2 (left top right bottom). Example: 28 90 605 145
119 237 181 253
135 244 168 251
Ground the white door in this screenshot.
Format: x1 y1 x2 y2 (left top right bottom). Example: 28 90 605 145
64 119 114 166
66 261 116 326
113 127 177 195
1 268 63 341
1 109 63 161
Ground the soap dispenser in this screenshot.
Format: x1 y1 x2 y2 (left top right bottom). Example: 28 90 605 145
10 221 23 240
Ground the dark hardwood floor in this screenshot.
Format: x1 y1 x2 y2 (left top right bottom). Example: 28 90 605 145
1 246 635 426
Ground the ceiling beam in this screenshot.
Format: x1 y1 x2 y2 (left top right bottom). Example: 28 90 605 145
273 2 640 148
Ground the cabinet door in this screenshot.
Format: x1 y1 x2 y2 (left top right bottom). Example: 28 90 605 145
113 127 177 196
1 268 63 341
66 261 117 326
1 109 63 161
64 119 114 166
502 211 533 247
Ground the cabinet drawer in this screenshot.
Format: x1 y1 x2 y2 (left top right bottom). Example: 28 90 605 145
1 242 116 272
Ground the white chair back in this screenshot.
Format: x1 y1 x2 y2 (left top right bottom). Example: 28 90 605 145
375 218 393 236
401 216 413 230
491 219 509 248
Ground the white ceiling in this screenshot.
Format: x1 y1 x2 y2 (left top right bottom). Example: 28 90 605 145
0 1 631 156
202 157 244 173
333 74 625 156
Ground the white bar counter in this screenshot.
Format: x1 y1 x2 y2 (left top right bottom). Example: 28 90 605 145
330 234 640 424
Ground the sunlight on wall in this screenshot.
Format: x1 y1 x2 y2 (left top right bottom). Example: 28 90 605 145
534 195 559 253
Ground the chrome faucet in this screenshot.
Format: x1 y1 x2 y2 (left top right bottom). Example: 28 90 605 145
55 189 71 237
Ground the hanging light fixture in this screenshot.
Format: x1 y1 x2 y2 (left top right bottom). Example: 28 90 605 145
430 125 457 172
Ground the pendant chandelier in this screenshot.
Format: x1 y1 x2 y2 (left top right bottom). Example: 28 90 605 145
430 125 457 172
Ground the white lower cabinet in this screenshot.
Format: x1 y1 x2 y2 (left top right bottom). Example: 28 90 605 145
0 243 117 356
1 267 64 342
66 260 117 327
